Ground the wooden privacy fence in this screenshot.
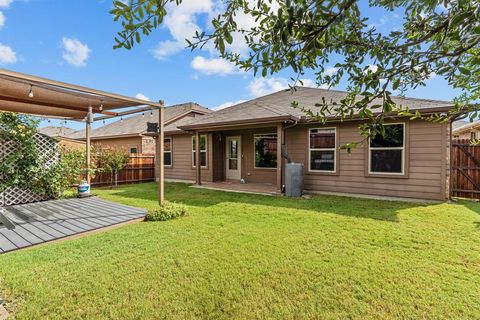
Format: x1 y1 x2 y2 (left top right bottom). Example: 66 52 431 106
90 153 156 186
452 139 480 199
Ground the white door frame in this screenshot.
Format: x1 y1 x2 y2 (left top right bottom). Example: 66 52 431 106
225 135 241 180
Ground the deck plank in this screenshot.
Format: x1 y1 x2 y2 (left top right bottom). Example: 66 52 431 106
0 197 145 253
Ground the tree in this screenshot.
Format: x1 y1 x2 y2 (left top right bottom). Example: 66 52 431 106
97 147 130 187
111 0 480 142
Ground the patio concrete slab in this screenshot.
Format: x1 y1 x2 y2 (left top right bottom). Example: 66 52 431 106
0 197 146 254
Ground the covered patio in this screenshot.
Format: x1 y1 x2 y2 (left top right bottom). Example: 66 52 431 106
0 69 166 252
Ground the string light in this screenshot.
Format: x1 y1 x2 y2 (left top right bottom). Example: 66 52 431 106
150 111 153 117
120 116 123 123
28 85 34 98
99 100 104 111
142 112 145 118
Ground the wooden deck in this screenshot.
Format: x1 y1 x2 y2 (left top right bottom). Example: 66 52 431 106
0 197 146 254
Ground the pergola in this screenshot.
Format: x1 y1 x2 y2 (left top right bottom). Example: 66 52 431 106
0 69 165 205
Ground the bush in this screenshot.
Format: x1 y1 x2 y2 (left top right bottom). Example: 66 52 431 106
145 202 188 222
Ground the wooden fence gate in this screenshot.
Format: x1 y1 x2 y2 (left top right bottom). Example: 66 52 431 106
452 139 480 199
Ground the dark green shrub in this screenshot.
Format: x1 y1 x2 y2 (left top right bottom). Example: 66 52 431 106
145 202 187 222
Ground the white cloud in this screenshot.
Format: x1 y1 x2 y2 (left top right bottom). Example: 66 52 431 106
191 56 237 75
0 11 5 29
214 99 246 110
152 40 184 60
365 64 378 74
0 0 12 8
247 77 316 98
0 43 16 64
135 93 150 101
152 0 212 60
61 37 91 67
323 66 338 77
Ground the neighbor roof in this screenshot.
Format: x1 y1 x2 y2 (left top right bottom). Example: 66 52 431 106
179 87 454 130
452 120 480 134
38 126 78 138
68 102 211 139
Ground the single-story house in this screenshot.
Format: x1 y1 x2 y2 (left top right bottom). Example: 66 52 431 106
452 120 480 140
72 87 455 201
173 87 453 201
68 102 211 153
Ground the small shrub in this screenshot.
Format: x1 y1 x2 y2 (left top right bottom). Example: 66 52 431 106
145 202 188 222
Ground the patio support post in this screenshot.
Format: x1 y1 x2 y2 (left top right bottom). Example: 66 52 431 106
85 105 92 184
276 124 282 192
195 131 201 185
157 104 165 205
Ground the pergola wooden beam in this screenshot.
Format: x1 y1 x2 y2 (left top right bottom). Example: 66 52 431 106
0 69 164 108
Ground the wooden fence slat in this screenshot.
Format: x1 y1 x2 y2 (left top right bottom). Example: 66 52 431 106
85 153 156 187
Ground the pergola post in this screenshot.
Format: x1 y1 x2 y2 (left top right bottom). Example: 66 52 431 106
195 131 201 185
157 104 165 205
85 105 92 184
276 124 282 192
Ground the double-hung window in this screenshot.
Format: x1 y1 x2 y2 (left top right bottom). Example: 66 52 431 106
192 135 207 167
369 123 405 174
164 137 172 166
254 134 277 168
309 128 336 172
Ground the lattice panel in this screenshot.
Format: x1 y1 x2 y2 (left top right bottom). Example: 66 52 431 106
1 133 59 207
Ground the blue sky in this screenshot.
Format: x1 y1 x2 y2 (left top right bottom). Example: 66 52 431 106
0 0 462 130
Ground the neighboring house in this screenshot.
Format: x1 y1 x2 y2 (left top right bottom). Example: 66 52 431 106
37 126 85 148
68 102 211 154
170 87 452 201
452 120 480 140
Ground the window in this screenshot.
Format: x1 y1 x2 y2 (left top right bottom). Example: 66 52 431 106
192 135 207 167
164 137 172 166
130 147 138 153
471 132 477 140
369 123 405 174
309 128 336 172
254 134 277 168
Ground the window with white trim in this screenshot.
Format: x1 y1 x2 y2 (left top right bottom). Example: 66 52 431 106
192 135 207 167
309 128 336 172
164 137 172 166
369 123 405 174
254 133 277 168
130 147 138 153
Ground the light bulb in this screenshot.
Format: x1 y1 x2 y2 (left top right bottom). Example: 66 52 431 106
120 116 123 122
142 113 145 118
99 103 103 111
28 85 34 98
150 111 153 117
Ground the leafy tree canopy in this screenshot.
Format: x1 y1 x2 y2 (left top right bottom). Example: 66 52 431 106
111 0 480 140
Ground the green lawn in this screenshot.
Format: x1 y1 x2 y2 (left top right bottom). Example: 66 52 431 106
1 182 480 319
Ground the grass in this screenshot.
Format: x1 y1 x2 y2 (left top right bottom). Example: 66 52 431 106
1 182 480 319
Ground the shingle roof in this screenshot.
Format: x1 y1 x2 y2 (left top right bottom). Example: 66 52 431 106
452 120 480 133
179 87 454 130
38 126 78 138
68 102 211 139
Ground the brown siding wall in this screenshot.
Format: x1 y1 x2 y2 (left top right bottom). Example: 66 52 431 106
163 133 214 182
92 137 142 153
286 119 449 200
